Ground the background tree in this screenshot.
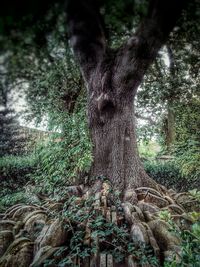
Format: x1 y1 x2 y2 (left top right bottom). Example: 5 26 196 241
0 72 28 156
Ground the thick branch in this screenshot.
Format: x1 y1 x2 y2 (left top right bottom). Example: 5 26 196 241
114 0 187 94
66 0 106 82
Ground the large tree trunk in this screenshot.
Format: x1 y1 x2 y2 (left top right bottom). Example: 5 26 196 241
67 0 187 192
87 70 157 191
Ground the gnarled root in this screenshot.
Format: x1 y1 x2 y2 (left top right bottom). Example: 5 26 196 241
0 182 199 267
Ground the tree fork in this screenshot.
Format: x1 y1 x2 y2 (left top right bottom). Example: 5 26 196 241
66 0 188 192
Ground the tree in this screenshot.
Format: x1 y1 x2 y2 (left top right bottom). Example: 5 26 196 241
0 61 28 156
66 0 188 191
136 0 200 153
0 108 27 156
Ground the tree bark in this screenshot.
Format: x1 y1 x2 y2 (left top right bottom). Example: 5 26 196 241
66 0 187 192
165 104 176 151
87 68 156 191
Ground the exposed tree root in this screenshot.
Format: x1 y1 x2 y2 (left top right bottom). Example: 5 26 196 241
0 180 199 267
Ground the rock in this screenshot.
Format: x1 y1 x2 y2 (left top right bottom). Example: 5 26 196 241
135 187 163 198
47 202 63 211
30 246 58 267
142 211 156 222
122 202 134 225
23 210 47 225
12 206 39 221
166 204 185 215
164 195 175 204
0 230 14 257
4 204 23 217
138 202 159 214
13 221 24 235
123 189 138 205
164 245 181 263
0 237 33 267
3 205 23 220
138 193 169 208
132 205 145 221
0 220 15 232
130 222 149 244
35 219 68 252
23 210 47 238
148 220 180 253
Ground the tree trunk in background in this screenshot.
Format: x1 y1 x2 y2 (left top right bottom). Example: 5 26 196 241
166 102 176 152
165 46 176 152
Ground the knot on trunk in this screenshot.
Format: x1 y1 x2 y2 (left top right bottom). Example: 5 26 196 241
96 93 115 114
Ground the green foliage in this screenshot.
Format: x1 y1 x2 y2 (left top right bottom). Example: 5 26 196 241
0 154 38 185
0 0 199 195
144 160 200 191
0 154 38 211
174 142 200 181
136 0 200 153
0 190 28 212
158 208 200 267
0 109 28 156
144 161 181 189
164 220 200 267
104 0 148 44
174 98 200 181
43 195 159 266
24 49 82 128
138 141 160 159
189 189 200 202
32 109 92 196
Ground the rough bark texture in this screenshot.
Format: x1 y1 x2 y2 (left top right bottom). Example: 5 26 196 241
66 0 187 191
166 104 176 151
86 56 157 191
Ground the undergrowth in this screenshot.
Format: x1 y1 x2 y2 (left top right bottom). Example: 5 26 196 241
160 209 200 267
144 160 200 191
0 154 38 211
44 194 159 267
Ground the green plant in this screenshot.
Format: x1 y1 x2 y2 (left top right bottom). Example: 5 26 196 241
0 191 27 212
138 140 161 159
0 154 38 192
164 222 200 267
189 189 200 202
144 160 200 191
31 103 92 197
42 195 159 267
0 154 38 211
144 161 182 191
174 140 200 181
160 206 200 267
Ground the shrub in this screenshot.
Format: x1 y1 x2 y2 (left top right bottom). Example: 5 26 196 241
0 155 38 195
144 160 199 191
162 208 200 267
31 108 92 197
0 154 38 211
174 140 200 181
0 191 28 212
0 154 38 186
